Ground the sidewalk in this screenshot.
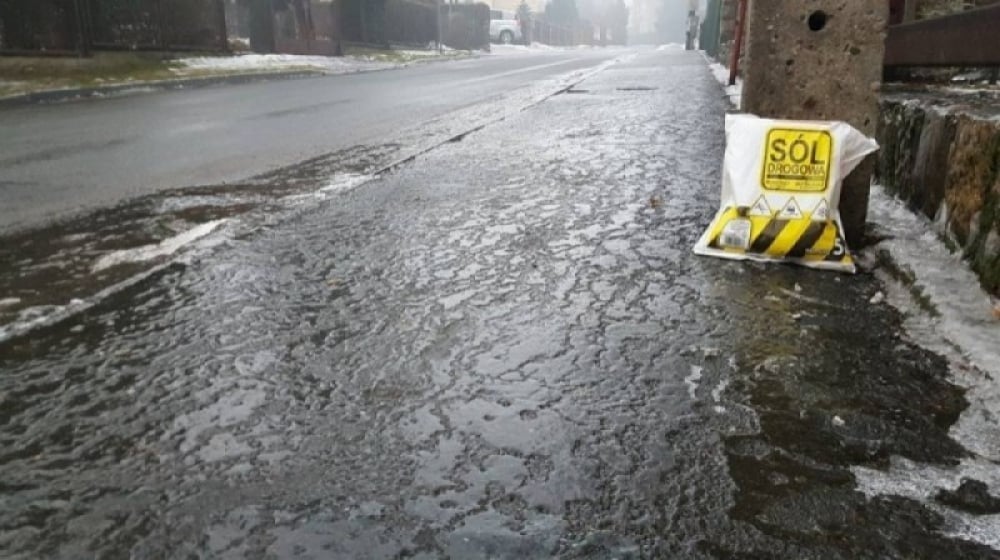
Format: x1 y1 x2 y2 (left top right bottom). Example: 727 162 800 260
1 49 998 558
0 47 470 104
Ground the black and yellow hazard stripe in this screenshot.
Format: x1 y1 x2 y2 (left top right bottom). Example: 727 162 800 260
786 221 827 258
706 206 852 265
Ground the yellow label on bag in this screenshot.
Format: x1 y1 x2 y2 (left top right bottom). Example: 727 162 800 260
761 129 833 192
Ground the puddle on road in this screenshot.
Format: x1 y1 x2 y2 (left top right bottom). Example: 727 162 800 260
0 143 401 340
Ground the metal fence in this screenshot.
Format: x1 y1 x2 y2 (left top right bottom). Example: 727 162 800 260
530 20 605 47
0 0 86 54
884 3 1000 82
383 0 436 46
223 0 341 56
699 0 722 56
336 0 489 50
440 3 489 51
0 0 228 55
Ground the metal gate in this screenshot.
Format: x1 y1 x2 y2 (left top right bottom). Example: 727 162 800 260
0 0 86 54
0 0 228 55
85 0 227 51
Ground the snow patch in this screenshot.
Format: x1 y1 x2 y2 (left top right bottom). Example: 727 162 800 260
657 43 685 51
489 43 559 55
854 456 1000 550
92 220 227 272
705 57 742 109
711 378 728 404
684 365 703 400
0 297 21 308
395 47 456 58
0 263 172 345
941 86 1000 97
174 54 398 75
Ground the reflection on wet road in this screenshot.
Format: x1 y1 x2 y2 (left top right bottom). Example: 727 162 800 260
1 49 996 558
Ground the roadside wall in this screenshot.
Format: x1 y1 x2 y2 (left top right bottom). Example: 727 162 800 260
915 0 1000 18
878 95 1000 295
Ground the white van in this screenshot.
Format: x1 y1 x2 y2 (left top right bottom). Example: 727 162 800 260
489 10 522 44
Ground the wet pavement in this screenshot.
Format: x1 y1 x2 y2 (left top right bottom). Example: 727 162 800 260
2 49 999 559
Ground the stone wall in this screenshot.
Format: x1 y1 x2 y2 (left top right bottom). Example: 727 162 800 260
915 0 999 19
917 0 969 18
878 95 1000 295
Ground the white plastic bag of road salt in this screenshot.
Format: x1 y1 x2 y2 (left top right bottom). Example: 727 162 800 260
694 114 878 273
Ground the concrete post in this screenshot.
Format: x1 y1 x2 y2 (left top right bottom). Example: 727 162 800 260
740 1 888 248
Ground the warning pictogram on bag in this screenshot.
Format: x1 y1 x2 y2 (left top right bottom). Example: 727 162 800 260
778 198 803 220
761 129 833 192
749 196 772 217
812 199 830 222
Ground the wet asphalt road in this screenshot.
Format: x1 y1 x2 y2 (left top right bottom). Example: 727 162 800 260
2 49 999 558
0 48 622 233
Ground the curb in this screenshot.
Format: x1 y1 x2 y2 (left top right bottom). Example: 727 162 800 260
0 70 327 108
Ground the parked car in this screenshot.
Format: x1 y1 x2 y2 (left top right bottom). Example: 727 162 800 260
489 10 522 44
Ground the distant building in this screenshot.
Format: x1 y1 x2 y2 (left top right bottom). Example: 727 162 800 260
444 0 543 13
481 0 546 13
628 0 658 40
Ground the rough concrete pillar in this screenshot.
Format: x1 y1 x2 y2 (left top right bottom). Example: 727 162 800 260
741 1 888 248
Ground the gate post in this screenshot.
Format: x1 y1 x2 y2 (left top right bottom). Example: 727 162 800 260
216 0 229 52
73 0 91 56
248 0 275 53
740 1 888 248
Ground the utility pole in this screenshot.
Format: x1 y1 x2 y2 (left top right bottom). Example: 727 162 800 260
740 0 887 247
728 0 746 86
72 0 90 56
437 0 443 53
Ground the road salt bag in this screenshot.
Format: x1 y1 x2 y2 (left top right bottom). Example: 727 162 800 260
694 114 879 273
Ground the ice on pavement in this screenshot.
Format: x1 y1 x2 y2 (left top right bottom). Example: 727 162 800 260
92 219 228 272
852 185 1000 549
